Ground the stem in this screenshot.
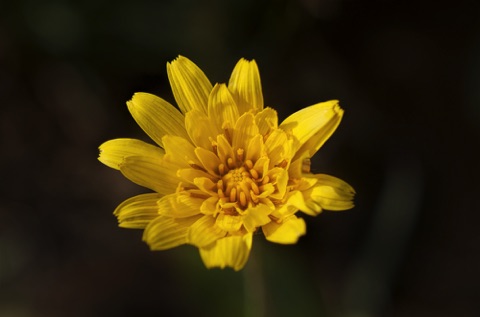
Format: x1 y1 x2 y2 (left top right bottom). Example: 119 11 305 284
243 241 266 317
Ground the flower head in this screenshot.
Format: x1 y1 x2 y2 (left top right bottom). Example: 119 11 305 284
99 56 355 271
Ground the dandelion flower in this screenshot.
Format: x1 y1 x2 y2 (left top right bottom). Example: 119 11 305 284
99 56 355 271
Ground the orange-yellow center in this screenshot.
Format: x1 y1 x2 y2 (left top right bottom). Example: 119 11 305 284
214 149 265 211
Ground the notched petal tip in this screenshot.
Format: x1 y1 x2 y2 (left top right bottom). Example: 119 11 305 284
127 92 189 147
280 99 344 158
199 233 253 271
114 193 161 229
311 174 355 211
228 58 264 115
207 83 240 131
98 138 164 170
167 55 213 114
167 55 185 64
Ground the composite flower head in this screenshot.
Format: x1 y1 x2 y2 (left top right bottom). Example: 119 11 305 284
99 56 355 271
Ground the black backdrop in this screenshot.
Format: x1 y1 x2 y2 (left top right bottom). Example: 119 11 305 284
1 0 479 316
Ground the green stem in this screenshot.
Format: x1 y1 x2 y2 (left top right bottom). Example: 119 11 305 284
243 241 266 317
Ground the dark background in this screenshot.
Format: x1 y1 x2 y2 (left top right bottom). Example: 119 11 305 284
1 0 479 316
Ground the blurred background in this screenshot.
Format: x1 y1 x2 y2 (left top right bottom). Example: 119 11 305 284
1 0 479 316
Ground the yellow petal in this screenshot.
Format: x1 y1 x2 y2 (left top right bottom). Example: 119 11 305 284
286 189 322 216
264 129 294 168
228 58 263 114
162 135 200 167
216 134 235 165
187 215 226 247
167 55 213 114
262 215 306 244
120 155 180 195
255 107 278 136
113 193 161 229
193 177 218 196
199 233 253 271
127 92 189 147
257 183 275 198
271 203 298 219
143 214 201 250
279 100 343 158
177 168 214 185
246 134 265 163
200 196 220 215
98 138 164 170
185 109 220 149
253 157 270 182
195 147 221 176
157 192 203 218
268 168 289 200
288 150 310 179
207 83 239 132
315 174 355 194
310 174 355 211
242 204 272 233
232 112 259 152
215 214 243 232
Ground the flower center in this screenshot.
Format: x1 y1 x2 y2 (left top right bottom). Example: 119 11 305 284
215 153 264 211
226 168 246 184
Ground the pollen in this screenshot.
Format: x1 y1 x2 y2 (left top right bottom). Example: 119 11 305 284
214 151 268 210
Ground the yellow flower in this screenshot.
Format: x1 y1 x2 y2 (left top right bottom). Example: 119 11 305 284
99 56 355 271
